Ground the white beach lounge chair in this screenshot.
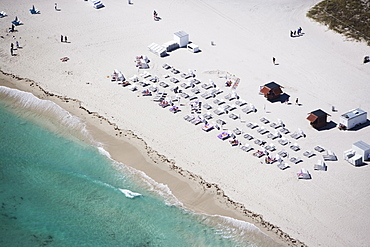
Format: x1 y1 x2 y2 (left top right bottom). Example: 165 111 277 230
277 161 290 170
270 119 284 129
241 144 253 152
247 122 258 129
303 150 315 158
254 139 266 146
280 127 290 134
289 156 302 164
267 130 281 140
278 137 289 146
314 145 325 152
235 99 247 107
214 107 225 115
290 143 300 152
257 127 269 135
290 130 303 139
260 117 270 124
265 143 276 152
243 133 254 140
128 85 137 91
297 168 311 179
140 71 151 78
277 150 288 158
323 150 337 161
314 160 327 171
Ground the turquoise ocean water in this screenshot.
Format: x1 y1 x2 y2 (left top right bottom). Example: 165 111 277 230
0 86 278 247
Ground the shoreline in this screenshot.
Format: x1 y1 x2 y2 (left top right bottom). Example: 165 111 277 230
0 70 304 246
1 0 369 245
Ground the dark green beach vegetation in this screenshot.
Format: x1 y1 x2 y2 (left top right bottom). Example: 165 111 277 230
307 0 370 45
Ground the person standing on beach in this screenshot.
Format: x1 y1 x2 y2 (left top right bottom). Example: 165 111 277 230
153 10 157 20
295 98 299 105
61 35 63 42
272 57 276 65
64 36 67 43
16 41 19 49
297 27 302 35
55 3 58 10
10 43 14 56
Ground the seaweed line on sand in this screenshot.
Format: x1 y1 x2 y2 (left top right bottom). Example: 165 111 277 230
0 70 307 247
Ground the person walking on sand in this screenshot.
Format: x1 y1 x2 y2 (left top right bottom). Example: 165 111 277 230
16 41 19 49
55 3 57 10
64 36 67 43
272 57 276 65
153 10 157 20
297 27 302 35
295 98 299 105
61 35 63 42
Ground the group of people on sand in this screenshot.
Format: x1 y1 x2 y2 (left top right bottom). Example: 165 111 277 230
153 10 160 21
10 38 20 56
60 35 68 43
290 27 303 37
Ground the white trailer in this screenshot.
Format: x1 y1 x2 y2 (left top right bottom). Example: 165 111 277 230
339 108 367 130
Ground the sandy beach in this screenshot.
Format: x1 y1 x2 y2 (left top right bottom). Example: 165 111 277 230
1 0 370 246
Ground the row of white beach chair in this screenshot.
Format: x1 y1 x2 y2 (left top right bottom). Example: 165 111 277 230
125 66 333 177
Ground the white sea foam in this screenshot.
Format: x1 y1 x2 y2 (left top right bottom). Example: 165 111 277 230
119 163 184 207
0 86 93 143
97 146 111 158
199 214 279 246
119 188 142 199
110 158 184 207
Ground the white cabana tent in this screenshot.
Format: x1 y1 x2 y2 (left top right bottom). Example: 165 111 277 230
173 31 189 47
148 43 167 57
344 141 370 166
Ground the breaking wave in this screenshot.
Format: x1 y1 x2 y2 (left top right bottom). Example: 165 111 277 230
0 86 93 144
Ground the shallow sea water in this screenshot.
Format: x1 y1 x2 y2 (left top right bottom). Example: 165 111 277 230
0 86 278 247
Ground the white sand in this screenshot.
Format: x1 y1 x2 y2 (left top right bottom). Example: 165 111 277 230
1 0 370 246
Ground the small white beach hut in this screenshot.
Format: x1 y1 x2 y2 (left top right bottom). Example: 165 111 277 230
173 31 189 48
